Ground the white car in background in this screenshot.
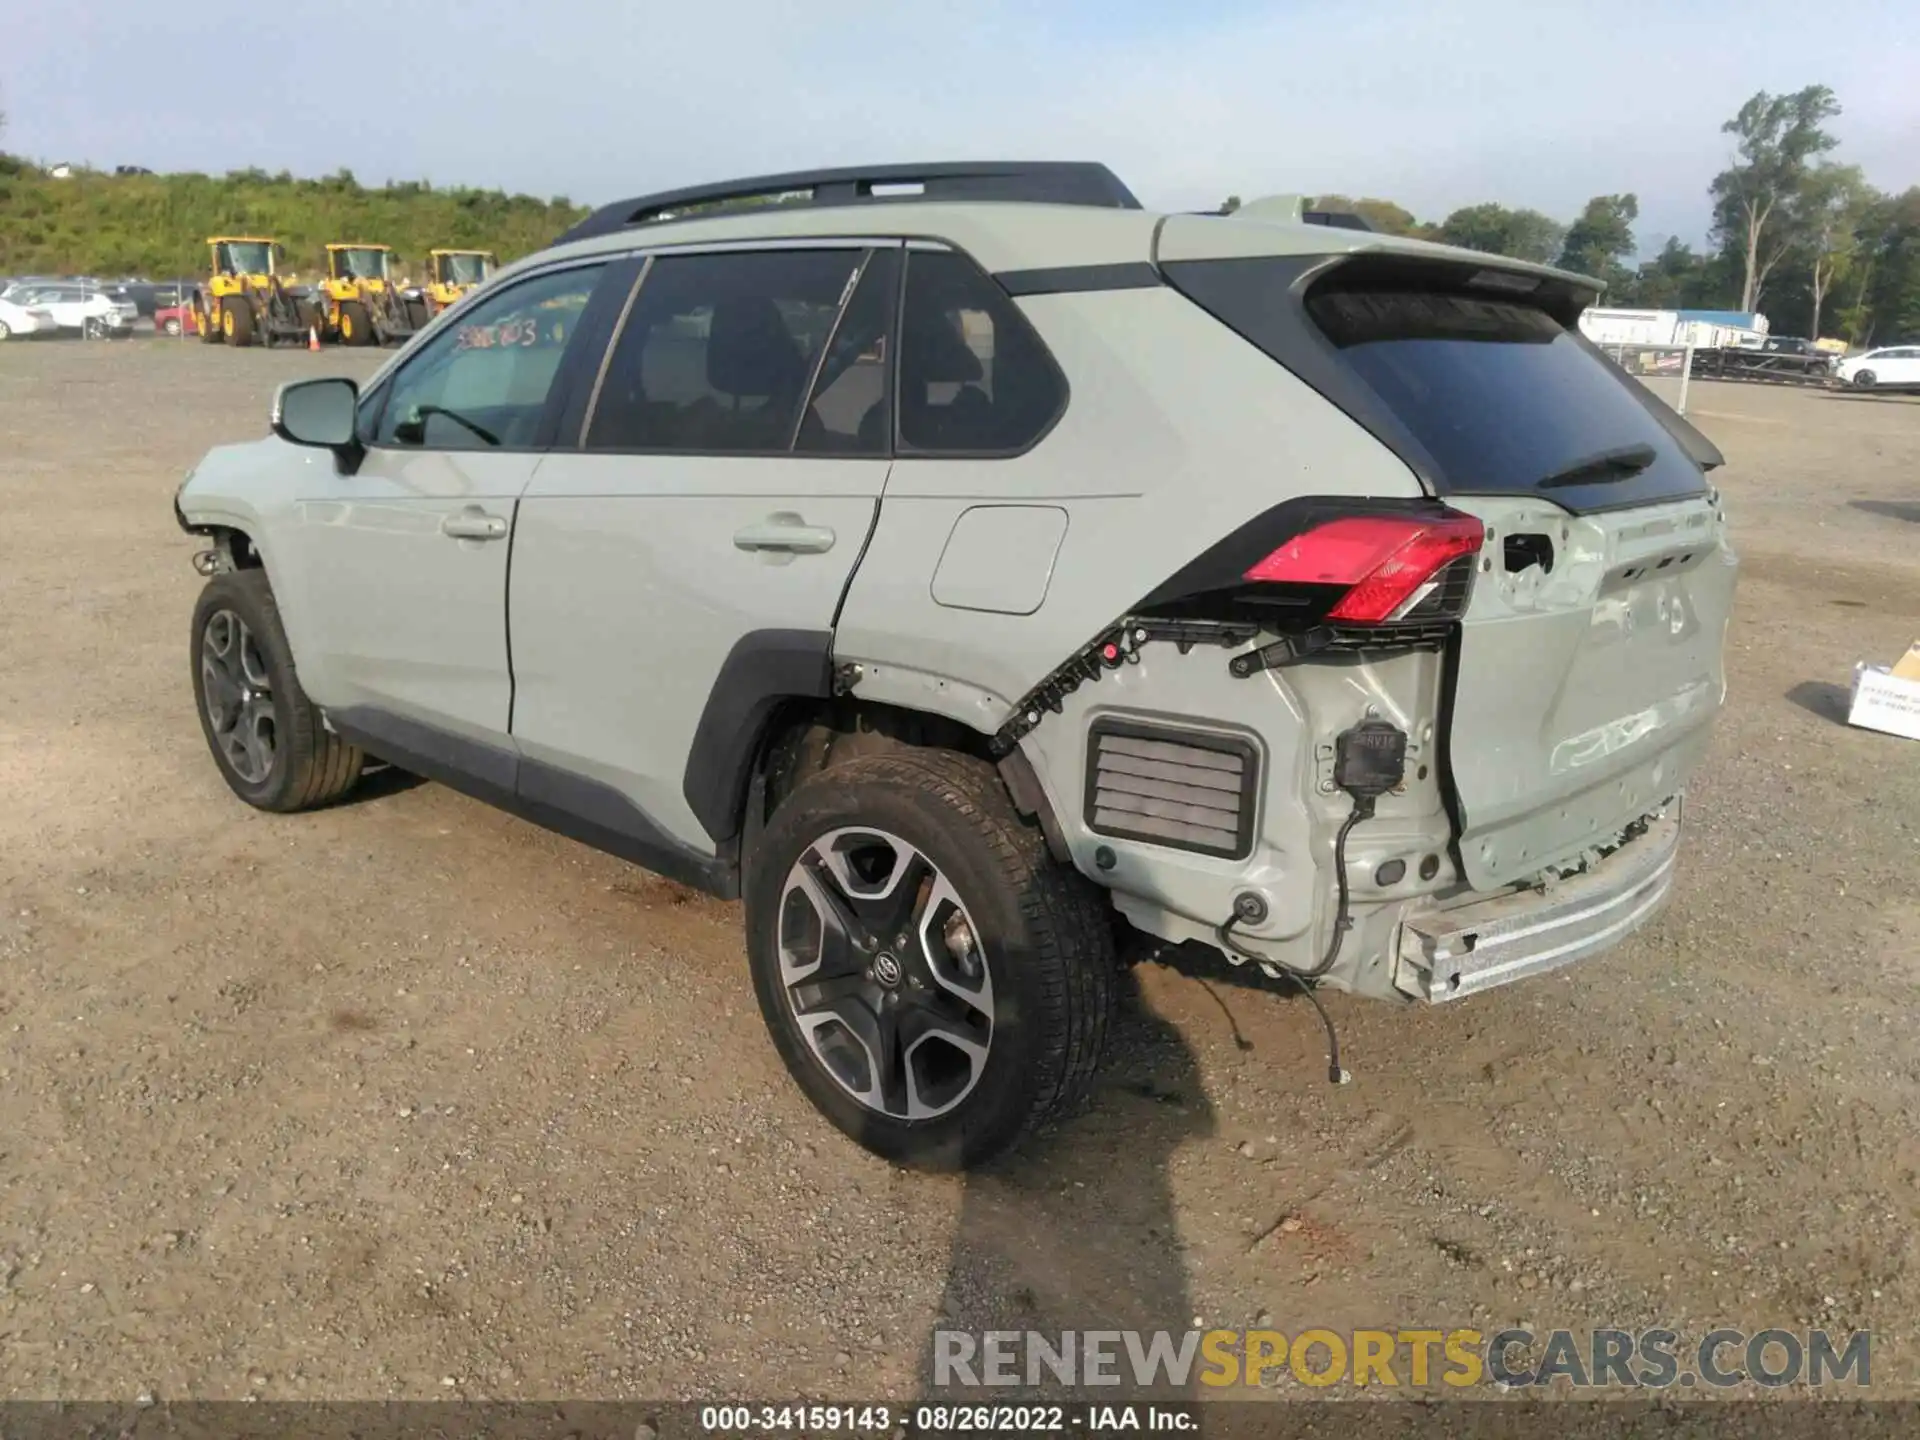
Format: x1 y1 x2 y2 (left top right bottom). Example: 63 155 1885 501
0 292 58 340
0 282 138 337
1836 346 1920 389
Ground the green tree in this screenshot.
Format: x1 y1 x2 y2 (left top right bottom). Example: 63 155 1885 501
1616 236 1712 309
1844 187 1920 346
0 166 588 278
1711 85 1842 312
1437 202 1565 263
1791 164 1877 338
1556 194 1639 291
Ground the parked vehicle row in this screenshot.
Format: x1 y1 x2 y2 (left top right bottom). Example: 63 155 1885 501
189 237 500 349
0 247 501 348
0 278 139 338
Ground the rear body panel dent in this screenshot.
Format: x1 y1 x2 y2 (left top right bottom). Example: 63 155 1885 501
1012 639 1458 981
1443 493 1735 890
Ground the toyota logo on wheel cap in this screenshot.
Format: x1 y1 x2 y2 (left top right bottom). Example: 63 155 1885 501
872 952 904 987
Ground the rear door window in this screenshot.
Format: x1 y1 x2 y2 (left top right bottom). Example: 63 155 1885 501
584 249 869 454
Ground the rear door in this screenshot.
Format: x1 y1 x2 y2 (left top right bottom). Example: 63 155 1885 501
1301 277 1738 889
510 242 899 851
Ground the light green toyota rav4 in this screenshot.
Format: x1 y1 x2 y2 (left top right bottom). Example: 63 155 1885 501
175 162 1738 1169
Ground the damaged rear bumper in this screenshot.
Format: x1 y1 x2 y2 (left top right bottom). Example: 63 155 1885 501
1394 803 1682 1003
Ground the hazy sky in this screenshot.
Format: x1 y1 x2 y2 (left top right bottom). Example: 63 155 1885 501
6 0 1915 252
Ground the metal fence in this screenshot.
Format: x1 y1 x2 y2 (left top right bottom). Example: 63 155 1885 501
1595 342 1695 417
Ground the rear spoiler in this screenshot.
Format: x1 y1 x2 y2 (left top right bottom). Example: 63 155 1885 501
1225 194 1373 231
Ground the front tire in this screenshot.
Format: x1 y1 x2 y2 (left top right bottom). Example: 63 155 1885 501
745 751 1114 1170
1852 369 1877 388
225 299 255 347
190 569 364 812
339 301 374 347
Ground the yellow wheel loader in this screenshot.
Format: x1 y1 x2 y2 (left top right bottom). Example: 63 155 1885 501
425 249 498 315
318 244 429 347
194 237 323 348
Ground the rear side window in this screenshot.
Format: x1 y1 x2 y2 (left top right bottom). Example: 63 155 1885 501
898 250 1065 454
1166 257 1710 512
585 249 866 453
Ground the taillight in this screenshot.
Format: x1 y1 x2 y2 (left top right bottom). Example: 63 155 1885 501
1243 511 1484 623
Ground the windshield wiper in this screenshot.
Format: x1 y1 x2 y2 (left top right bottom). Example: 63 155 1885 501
1536 442 1658 489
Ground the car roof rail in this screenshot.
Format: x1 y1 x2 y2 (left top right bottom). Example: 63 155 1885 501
554 161 1143 245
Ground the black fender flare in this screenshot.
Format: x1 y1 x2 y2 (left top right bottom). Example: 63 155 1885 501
682 629 835 846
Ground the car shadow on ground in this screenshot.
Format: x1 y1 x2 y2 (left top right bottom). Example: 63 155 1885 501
1785 679 1854 722
1849 498 1920 524
917 964 1216 1411
333 761 427 806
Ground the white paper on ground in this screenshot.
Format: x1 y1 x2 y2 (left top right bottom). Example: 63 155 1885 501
1848 663 1920 741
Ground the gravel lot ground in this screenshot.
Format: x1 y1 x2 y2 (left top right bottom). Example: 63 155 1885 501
1 338 1917 1406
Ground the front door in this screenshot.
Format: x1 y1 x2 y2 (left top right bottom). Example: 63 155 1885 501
282 260 617 752
511 244 901 851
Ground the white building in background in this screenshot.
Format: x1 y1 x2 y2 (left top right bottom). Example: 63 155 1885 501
1578 307 1769 350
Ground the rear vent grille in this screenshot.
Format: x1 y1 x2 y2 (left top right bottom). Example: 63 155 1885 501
1085 721 1258 859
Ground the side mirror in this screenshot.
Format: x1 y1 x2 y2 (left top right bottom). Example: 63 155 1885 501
272 377 360 454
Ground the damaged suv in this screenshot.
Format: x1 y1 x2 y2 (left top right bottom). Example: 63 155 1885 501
175 162 1737 1168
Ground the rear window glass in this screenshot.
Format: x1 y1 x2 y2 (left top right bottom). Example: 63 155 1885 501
1162 256 1709 512
1305 287 1704 508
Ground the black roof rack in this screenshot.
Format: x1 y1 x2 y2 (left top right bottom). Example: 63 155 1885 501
554 162 1142 246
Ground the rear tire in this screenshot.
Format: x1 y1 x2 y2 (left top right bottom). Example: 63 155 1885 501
1852 369 1877 388
339 301 374 347
190 569 364 813
0 320 11 341
745 750 1115 1170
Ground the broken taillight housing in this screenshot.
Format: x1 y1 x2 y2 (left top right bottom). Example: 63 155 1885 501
1243 511 1484 623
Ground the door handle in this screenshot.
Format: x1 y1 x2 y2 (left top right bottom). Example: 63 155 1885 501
733 515 836 554
441 508 508 541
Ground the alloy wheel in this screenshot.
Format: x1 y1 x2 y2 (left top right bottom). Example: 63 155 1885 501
777 827 993 1120
200 609 277 784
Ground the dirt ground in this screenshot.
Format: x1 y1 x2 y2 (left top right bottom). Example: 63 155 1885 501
1 337 1917 1406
